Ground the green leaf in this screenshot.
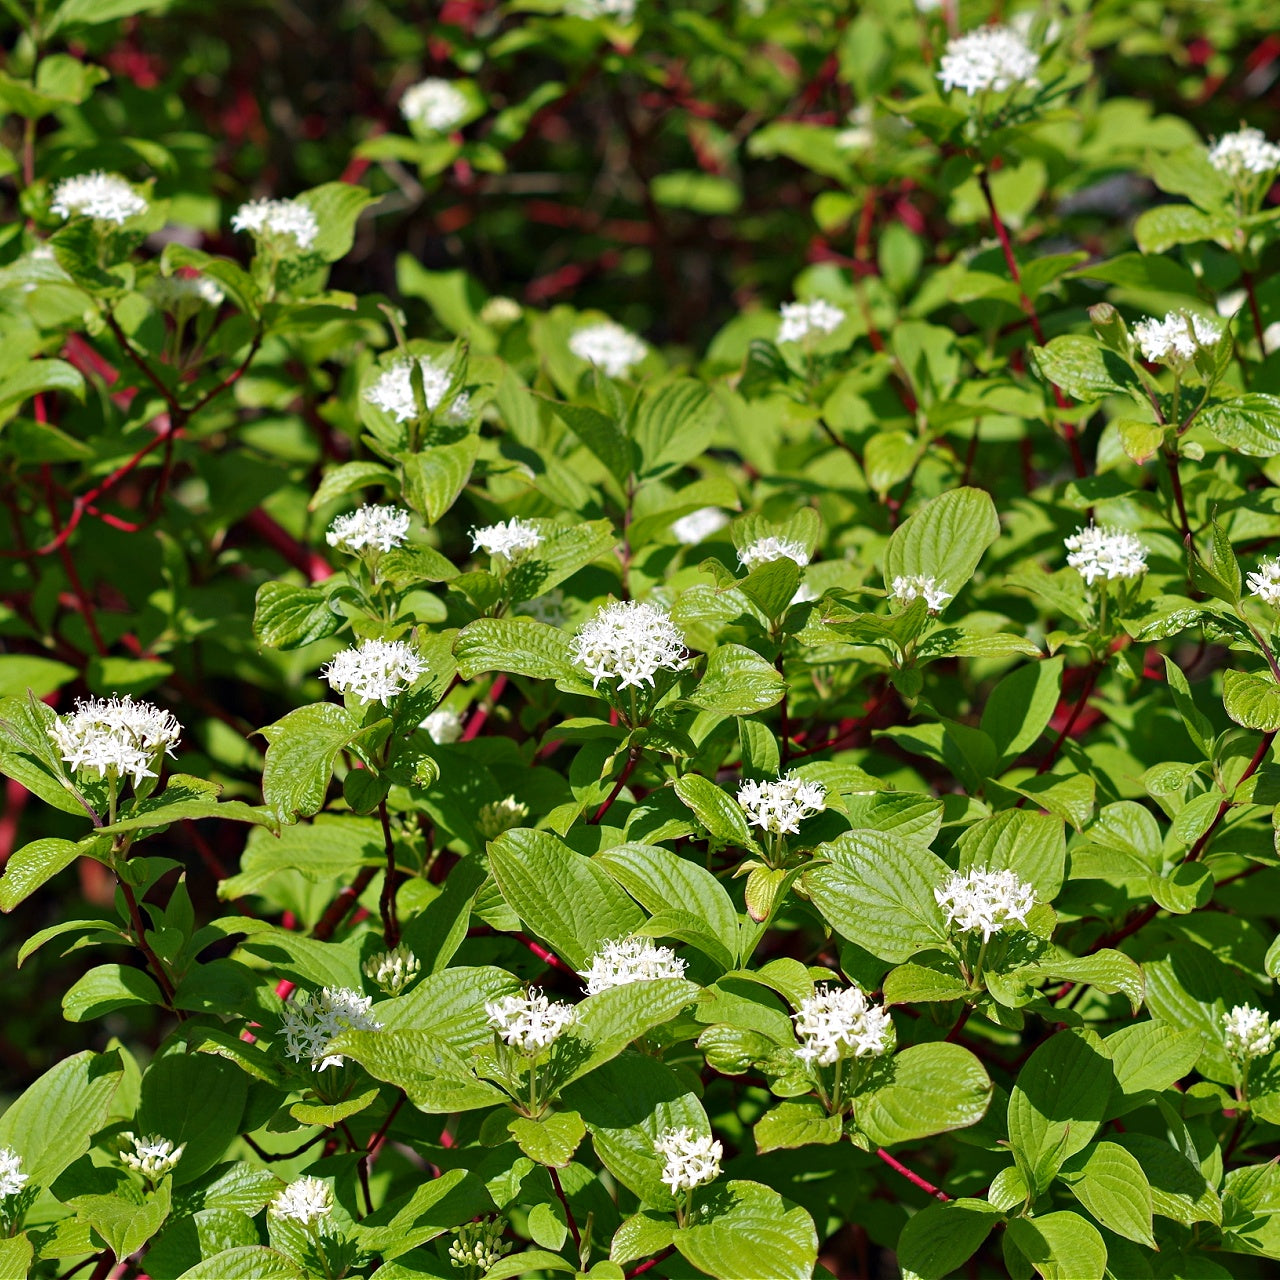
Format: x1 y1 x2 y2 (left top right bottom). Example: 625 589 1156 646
308 460 399 509
0 836 83 911
687 644 785 715
481 1251 575 1278
804 830 950 962
289 1088 379 1127
0 358 85 421
1198 395 1280 457
177 1248 303 1279
252 582 342 650
508 1110 586 1166
854 1042 992 1145
674 1180 817 1280
49 0 168 31
454 617 578 683
1133 204 1232 254
882 486 1000 597
1223 668 1280 731
754 1098 842 1153
62 964 163 1020
298 182 381 262
0 1237 32 1280
507 519 616 603
980 658 1065 769
956 809 1066 901
1029 335 1146 404
402 436 480 525
1005 1210 1106 1280
258 703 373 823
352 1168 493 1259
897 1199 1003 1280
570 978 702 1081
633 379 720 474
1106 1020 1205 1116
548 398 633 487
672 774 763 854
69 1182 171 1261
138 1053 250 1184
1059 1140 1155 1247
1008 772 1096 832
1113 1134 1221 1227
881 961 970 1005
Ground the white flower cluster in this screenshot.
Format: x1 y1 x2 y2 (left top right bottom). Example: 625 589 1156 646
422 707 463 743
480 296 522 327
1209 128 1280 180
231 197 319 251
270 1175 333 1227
327 504 411 555
401 78 469 133
471 518 542 561
478 795 530 840
50 172 147 224
1248 559 1280 607
147 273 225 312
49 695 182 788
0 1148 28 1199
1223 1004 1280 1060
937 25 1040 96
655 1127 722 1195
1064 523 1148 586
449 1218 511 1271
793 984 893 1067
580 937 687 995
569 322 648 378
890 574 952 613
571 600 687 690
363 942 421 996
364 355 471 424
323 638 427 705
737 773 826 836
778 299 845 345
738 536 810 570
485 988 577 1055
280 986 383 1071
671 507 730 545
566 0 637 21
935 866 1036 941
1133 310 1222 363
120 1132 184 1181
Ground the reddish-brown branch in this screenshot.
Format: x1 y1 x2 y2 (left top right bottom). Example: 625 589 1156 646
120 880 183 1015
1241 268 1267 352
313 865 377 940
548 1165 582 1252
378 799 401 949
875 1147 949 1201
591 747 641 825
626 1247 676 1278
463 674 508 741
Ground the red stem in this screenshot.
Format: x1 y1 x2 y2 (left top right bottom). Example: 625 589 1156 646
875 1147 949 1201
590 747 640 824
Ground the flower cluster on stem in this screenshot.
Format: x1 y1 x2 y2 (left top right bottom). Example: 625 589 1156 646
579 937 686 994
322 639 427 706
280 985 383 1070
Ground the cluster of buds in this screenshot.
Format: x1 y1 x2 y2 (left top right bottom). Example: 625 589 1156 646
120 1133 184 1183
363 943 421 996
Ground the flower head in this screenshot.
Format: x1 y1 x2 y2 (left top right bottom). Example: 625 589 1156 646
579 937 687 995
147 273 225 312
1133 311 1222 364
49 696 182 788
326 504 411 555
485 988 577 1055
569 322 648 378
270 1175 333 1227
478 796 530 840
231 198 319 251
890 574 952 614
401 78 469 133
738 536 810 571
422 707 463 743
566 0 637 20
280 985 383 1071
480 296 522 327
1223 1004 1280 1060
1064 523 1148 586
322 639 427 705
120 1133 184 1181
471 518 542 561
793 985 893 1067
937 25 1039 96
571 600 687 690
50 172 147 224
363 943 421 996
1248 559 1280 607
1209 128 1280 180
671 507 730 545
0 1149 28 1200
778 299 845 345
737 773 826 836
935 867 1036 941
449 1218 512 1271
364 355 471 424
655 1127 722 1195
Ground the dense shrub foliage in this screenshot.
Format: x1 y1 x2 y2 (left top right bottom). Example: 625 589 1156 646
7 1 1280 1277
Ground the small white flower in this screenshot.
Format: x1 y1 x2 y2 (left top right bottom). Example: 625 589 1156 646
50 172 147 225
1223 1004 1280 1060
890 574 952 614
478 795 530 840
937 25 1040 96
571 600 687 690
480 296 522 327
363 943 421 996
449 1218 511 1271
654 1127 722 1195
270 1175 333 1227
738 536 810 571
778 299 845 344
401 78 469 133
280 986 383 1071
0 1148 28 1199
49 696 182 788
569 322 648 378
737 773 826 836
1209 128 1280 180
1064 523 1148 587
1248 559 1280 607
935 867 1036 941
323 639 427 705
671 507 730 545
422 707 463 743
326 504 411 555
566 0 637 22
364 355 471 425
485 989 577 1055
147 273 225 312
793 985 892 1067
579 937 687 995
120 1132 184 1181
231 197 319 251
471 518 542 561
1133 311 1222 364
